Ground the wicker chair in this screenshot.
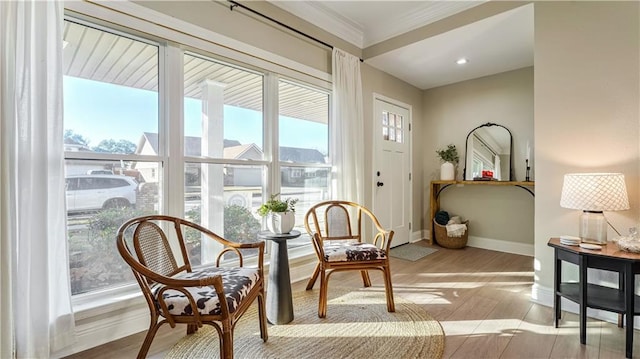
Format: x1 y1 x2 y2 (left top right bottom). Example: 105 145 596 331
304 200 395 318
116 215 267 359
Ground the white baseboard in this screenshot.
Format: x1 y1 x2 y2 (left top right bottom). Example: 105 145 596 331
467 235 534 256
418 229 534 257
410 230 424 243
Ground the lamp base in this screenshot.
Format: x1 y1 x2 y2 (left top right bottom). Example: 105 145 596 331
580 210 607 244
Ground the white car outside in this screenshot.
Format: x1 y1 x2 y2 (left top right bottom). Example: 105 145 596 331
66 174 138 212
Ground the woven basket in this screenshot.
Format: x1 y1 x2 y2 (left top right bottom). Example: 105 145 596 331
433 219 469 249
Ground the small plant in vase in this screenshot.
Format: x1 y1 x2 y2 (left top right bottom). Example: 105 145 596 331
436 144 459 181
257 194 299 234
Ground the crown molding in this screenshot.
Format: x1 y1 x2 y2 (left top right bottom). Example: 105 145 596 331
268 1 364 48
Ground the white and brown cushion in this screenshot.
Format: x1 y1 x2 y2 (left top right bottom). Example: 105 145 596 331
154 266 260 316
323 241 387 262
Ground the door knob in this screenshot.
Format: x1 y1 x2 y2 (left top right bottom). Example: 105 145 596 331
377 181 384 187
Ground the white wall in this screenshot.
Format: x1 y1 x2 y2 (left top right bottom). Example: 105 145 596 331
533 1 640 312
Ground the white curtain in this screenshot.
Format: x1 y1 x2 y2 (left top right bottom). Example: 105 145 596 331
0 1 76 357
331 48 364 203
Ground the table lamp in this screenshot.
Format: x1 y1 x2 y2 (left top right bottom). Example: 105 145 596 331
560 173 629 244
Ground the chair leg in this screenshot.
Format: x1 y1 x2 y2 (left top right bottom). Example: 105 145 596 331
361 270 372 287
258 290 269 342
306 263 321 290
318 269 328 318
186 323 198 334
137 322 161 359
220 320 234 359
383 266 395 312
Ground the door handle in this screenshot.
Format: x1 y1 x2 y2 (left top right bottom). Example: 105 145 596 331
377 181 384 187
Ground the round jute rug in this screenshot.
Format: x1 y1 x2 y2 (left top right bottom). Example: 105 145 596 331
165 288 444 359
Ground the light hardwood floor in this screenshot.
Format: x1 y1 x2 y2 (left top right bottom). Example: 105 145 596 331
65 241 636 358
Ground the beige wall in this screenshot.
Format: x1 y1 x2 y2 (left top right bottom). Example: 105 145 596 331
422 67 534 247
534 1 639 292
133 0 360 75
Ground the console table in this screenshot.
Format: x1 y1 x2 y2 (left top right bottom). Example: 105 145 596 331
429 180 534 244
548 238 640 358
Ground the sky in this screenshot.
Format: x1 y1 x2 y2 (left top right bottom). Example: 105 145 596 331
63 76 328 154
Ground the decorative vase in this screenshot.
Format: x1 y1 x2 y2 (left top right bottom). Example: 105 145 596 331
267 211 295 234
440 162 455 181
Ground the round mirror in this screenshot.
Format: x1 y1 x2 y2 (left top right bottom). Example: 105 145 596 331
463 122 512 181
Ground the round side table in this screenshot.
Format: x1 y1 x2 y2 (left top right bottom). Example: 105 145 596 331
257 230 301 324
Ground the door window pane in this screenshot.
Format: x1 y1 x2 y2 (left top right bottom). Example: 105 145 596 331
381 110 404 144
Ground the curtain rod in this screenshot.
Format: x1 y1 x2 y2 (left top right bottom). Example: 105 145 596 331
227 0 364 62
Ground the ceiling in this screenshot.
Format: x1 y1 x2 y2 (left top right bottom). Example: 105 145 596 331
270 1 534 90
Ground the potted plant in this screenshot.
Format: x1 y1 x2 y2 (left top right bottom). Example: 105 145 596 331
436 144 459 181
257 194 299 234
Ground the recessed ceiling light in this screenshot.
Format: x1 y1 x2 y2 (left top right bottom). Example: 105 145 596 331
456 58 468 65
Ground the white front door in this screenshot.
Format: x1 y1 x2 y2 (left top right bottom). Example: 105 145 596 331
373 95 411 247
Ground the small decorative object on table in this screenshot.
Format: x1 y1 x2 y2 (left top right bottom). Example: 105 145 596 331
436 144 459 181
257 194 299 234
613 227 640 253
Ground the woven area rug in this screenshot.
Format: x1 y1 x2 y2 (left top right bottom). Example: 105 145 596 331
390 243 438 261
165 288 444 359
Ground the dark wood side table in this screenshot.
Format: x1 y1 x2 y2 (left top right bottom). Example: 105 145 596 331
258 230 301 325
548 238 640 358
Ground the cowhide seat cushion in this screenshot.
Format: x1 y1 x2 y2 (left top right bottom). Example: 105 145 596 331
323 241 387 262
154 266 260 316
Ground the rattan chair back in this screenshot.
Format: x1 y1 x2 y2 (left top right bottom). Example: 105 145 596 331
304 200 395 318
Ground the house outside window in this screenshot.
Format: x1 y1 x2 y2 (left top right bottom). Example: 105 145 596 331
62 18 331 296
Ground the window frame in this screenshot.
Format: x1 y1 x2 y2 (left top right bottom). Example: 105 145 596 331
62 14 332 307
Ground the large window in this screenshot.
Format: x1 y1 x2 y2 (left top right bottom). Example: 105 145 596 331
63 19 331 297
278 80 330 247
63 20 162 295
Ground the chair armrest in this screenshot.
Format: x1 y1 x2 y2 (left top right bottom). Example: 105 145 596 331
143 267 224 289
214 240 265 268
310 233 326 259
373 229 394 252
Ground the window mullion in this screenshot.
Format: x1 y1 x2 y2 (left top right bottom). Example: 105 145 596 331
264 73 280 199
164 45 185 217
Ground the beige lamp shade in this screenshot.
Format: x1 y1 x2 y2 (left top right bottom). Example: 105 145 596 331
560 173 629 211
